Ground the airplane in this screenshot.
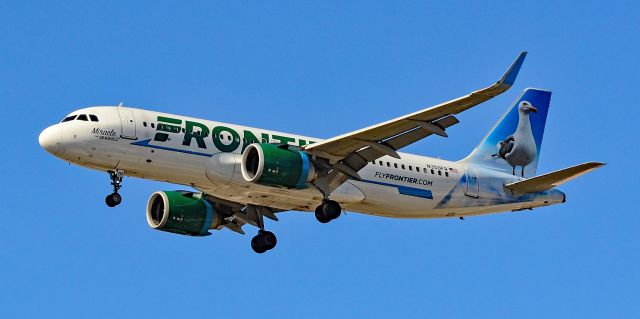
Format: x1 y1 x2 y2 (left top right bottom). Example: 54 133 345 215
38 52 603 253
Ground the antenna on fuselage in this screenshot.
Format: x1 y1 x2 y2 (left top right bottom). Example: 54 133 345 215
117 102 124 107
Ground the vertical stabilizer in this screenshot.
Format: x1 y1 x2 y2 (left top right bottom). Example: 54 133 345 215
461 88 551 177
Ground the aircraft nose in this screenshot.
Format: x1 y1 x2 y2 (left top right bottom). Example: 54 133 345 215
39 125 63 155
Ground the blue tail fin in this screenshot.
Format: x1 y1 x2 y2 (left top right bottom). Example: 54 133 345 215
462 88 552 178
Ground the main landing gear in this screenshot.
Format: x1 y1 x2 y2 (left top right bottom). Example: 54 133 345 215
314 199 342 223
251 230 277 254
251 207 277 253
105 170 124 207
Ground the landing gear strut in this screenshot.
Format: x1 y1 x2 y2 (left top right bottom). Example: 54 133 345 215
314 199 342 223
105 170 124 207
251 207 277 253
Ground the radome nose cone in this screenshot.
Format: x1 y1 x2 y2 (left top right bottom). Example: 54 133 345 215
39 125 62 155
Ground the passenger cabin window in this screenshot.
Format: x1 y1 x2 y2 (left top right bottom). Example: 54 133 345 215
151 123 155 128
401 164 405 170
77 114 88 121
394 163 398 168
445 172 449 177
438 171 442 176
431 169 435 174
143 122 147 127
386 162 390 167
62 115 76 122
89 114 99 122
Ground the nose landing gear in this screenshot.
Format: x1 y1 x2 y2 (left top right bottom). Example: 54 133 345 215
105 170 124 207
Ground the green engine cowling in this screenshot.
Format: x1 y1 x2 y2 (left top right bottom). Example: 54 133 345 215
241 143 316 189
146 191 221 236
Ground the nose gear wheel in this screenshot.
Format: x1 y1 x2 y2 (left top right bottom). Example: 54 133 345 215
105 170 124 207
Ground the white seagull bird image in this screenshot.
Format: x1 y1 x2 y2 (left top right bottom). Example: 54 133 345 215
494 101 538 176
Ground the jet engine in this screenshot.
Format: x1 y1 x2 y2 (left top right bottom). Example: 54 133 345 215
241 143 316 189
146 191 221 236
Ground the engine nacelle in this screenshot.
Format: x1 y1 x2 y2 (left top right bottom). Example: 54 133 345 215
241 143 316 189
146 191 221 236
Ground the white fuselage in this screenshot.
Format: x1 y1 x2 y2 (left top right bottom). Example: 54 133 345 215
39 106 565 218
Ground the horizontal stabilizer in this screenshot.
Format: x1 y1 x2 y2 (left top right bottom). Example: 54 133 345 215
504 162 605 193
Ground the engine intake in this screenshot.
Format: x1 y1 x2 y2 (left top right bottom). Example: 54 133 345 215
241 143 315 189
146 191 221 236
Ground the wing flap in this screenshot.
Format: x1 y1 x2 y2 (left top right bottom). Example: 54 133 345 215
327 115 459 189
505 162 605 193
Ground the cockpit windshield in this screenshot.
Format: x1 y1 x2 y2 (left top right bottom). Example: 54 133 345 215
61 115 77 122
60 114 99 123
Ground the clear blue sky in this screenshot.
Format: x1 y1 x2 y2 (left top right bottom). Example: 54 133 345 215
1 1 638 318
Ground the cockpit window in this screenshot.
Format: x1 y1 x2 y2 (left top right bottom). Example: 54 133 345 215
77 114 88 121
89 114 99 122
62 115 77 122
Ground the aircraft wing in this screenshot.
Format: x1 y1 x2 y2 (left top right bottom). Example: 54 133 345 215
304 52 527 161
303 52 527 191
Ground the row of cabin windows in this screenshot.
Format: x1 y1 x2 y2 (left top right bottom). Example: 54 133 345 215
138 120 450 177
61 114 99 123
138 120 449 177
371 160 450 177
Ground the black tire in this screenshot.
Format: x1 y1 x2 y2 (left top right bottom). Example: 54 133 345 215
105 195 117 207
251 236 267 254
315 205 331 223
251 231 277 253
322 200 341 220
260 230 277 250
110 193 122 205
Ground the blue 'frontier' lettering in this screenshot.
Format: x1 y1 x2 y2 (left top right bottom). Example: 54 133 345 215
374 171 433 186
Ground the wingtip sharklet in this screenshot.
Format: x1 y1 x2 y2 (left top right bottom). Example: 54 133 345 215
498 51 527 87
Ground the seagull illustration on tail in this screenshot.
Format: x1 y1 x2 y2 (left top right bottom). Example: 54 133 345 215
462 88 551 179
492 101 538 176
